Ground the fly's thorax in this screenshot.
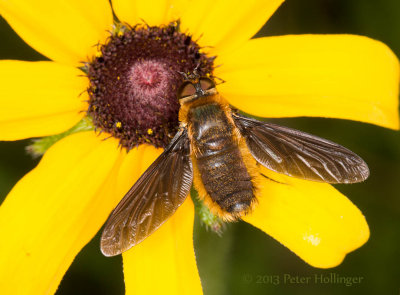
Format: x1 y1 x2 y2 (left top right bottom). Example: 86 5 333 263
178 93 230 125
180 94 233 155
188 103 232 146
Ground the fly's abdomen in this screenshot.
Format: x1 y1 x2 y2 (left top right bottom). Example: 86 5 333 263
188 102 255 215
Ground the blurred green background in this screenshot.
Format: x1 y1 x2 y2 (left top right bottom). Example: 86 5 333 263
0 0 399 294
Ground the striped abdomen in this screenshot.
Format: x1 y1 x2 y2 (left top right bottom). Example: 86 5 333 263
188 102 255 216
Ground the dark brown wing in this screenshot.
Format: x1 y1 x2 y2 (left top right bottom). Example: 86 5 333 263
233 113 369 183
101 129 193 256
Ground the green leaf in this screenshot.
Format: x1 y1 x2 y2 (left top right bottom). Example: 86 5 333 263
191 187 225 235
26 116 95 157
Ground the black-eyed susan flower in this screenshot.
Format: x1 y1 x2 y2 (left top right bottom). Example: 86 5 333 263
0 0 398 294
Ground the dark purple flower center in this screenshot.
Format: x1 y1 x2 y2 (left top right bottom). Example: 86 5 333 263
87 23 215 149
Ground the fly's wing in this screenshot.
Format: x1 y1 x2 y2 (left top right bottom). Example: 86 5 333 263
101 129 193 256
233 113 369 183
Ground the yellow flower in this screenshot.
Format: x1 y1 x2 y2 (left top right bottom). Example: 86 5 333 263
0 0 398 294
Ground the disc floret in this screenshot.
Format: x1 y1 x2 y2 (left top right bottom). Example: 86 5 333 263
87 23 215 149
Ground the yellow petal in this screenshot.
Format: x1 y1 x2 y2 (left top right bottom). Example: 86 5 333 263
165 0 194 24
123 198 202 295
243 167 369 268
180 0 284 56
0 0 113 65
0 132 124 294
0 61 88 140
216 35 400 129
112 0 187 26
115 144 163 198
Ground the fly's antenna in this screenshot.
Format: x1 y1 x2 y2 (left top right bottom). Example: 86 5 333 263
178 67 201 82
178 71 189 80
193 62 201 77
211 75 226 85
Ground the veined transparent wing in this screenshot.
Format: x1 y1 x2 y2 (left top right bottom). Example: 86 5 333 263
101 129 193 256
233 113 369 183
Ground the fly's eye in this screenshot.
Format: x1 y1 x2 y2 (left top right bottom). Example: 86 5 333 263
178 82 196 99
199 77 215 91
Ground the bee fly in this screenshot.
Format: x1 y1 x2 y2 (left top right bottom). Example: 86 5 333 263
100 74 369 256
